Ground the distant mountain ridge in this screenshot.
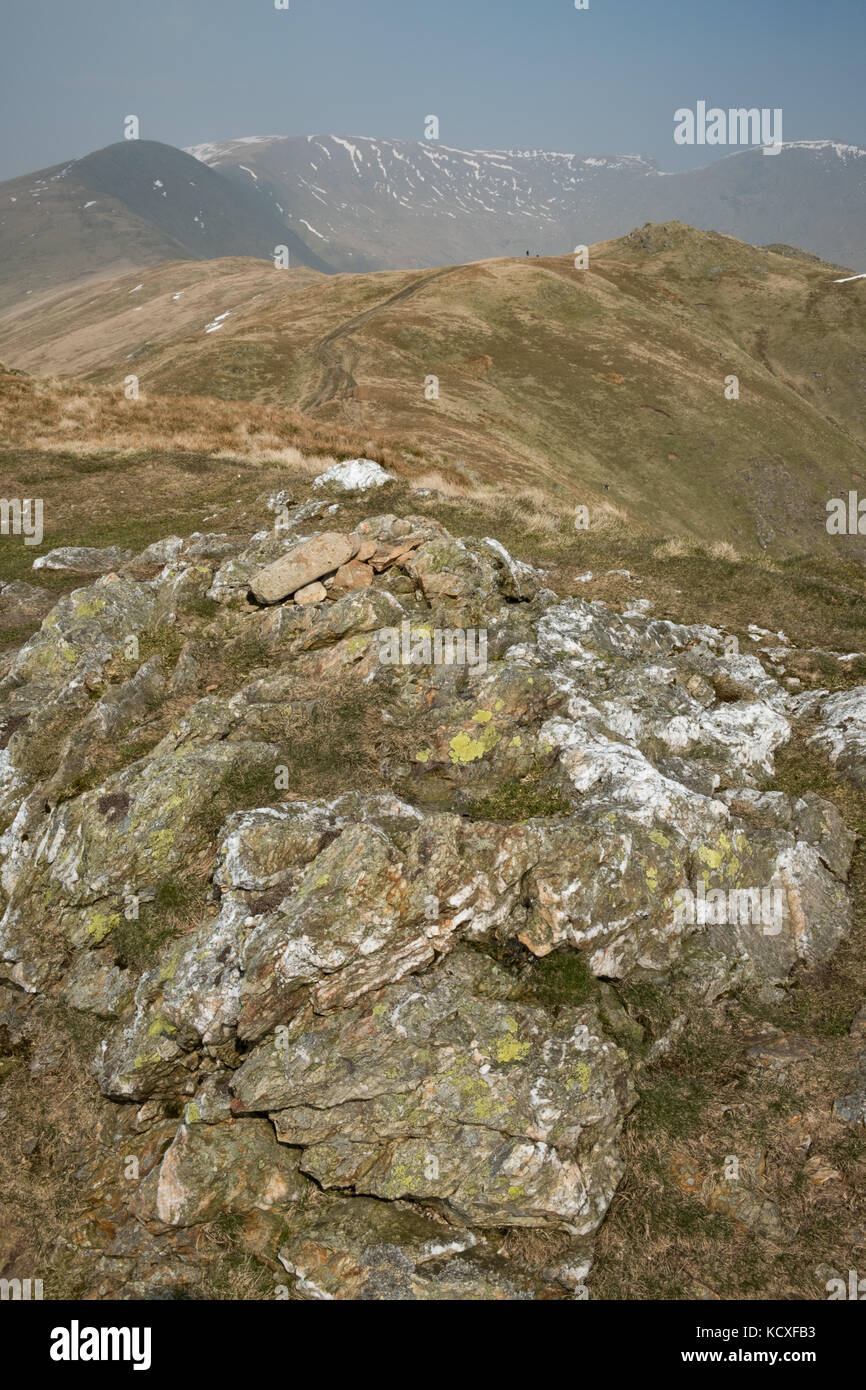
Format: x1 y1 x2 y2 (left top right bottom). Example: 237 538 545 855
184 133 866 272
1 134 863 313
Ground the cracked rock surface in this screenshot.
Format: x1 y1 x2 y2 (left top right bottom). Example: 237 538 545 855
1 487 863 1298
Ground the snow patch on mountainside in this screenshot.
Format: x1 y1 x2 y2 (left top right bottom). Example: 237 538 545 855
180 132 866 274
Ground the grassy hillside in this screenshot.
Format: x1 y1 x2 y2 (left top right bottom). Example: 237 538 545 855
1 223 864 557
3 363 866 665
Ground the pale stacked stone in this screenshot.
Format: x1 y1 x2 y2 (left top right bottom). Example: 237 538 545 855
249 529 423 605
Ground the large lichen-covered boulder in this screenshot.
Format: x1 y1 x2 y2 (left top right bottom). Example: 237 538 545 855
94 794 430 1098
1 575 156 692
297 589 406 651
406 537 500 604
232 949 636 1234
90 764 855 1100
476 537 544 602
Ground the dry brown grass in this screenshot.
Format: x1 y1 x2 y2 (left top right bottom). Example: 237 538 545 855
410 468 473 498
708 539 741 563
4 225 866 562
591 996 866 1301
0 368 411 477
0 996 108 1296
653 537 693 560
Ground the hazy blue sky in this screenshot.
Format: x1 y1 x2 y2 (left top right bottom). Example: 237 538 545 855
1 0 864 180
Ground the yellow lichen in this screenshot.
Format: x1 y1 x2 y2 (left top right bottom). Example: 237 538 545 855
493 1035 530 1063
448 724 500 765
568 1061 592 1093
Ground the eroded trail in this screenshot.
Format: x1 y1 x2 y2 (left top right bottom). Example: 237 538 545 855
302 264 459 410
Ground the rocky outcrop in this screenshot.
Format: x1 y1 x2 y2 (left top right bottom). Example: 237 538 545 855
799 687 866 788
276 1195 587 1300
0 489 860 1300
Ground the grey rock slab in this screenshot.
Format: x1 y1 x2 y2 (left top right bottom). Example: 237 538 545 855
33 546 133 574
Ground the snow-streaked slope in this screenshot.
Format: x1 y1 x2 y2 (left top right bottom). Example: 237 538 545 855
184 133 866 273
184 134 666 271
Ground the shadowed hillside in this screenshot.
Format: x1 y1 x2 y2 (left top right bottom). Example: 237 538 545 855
0 140 332 311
